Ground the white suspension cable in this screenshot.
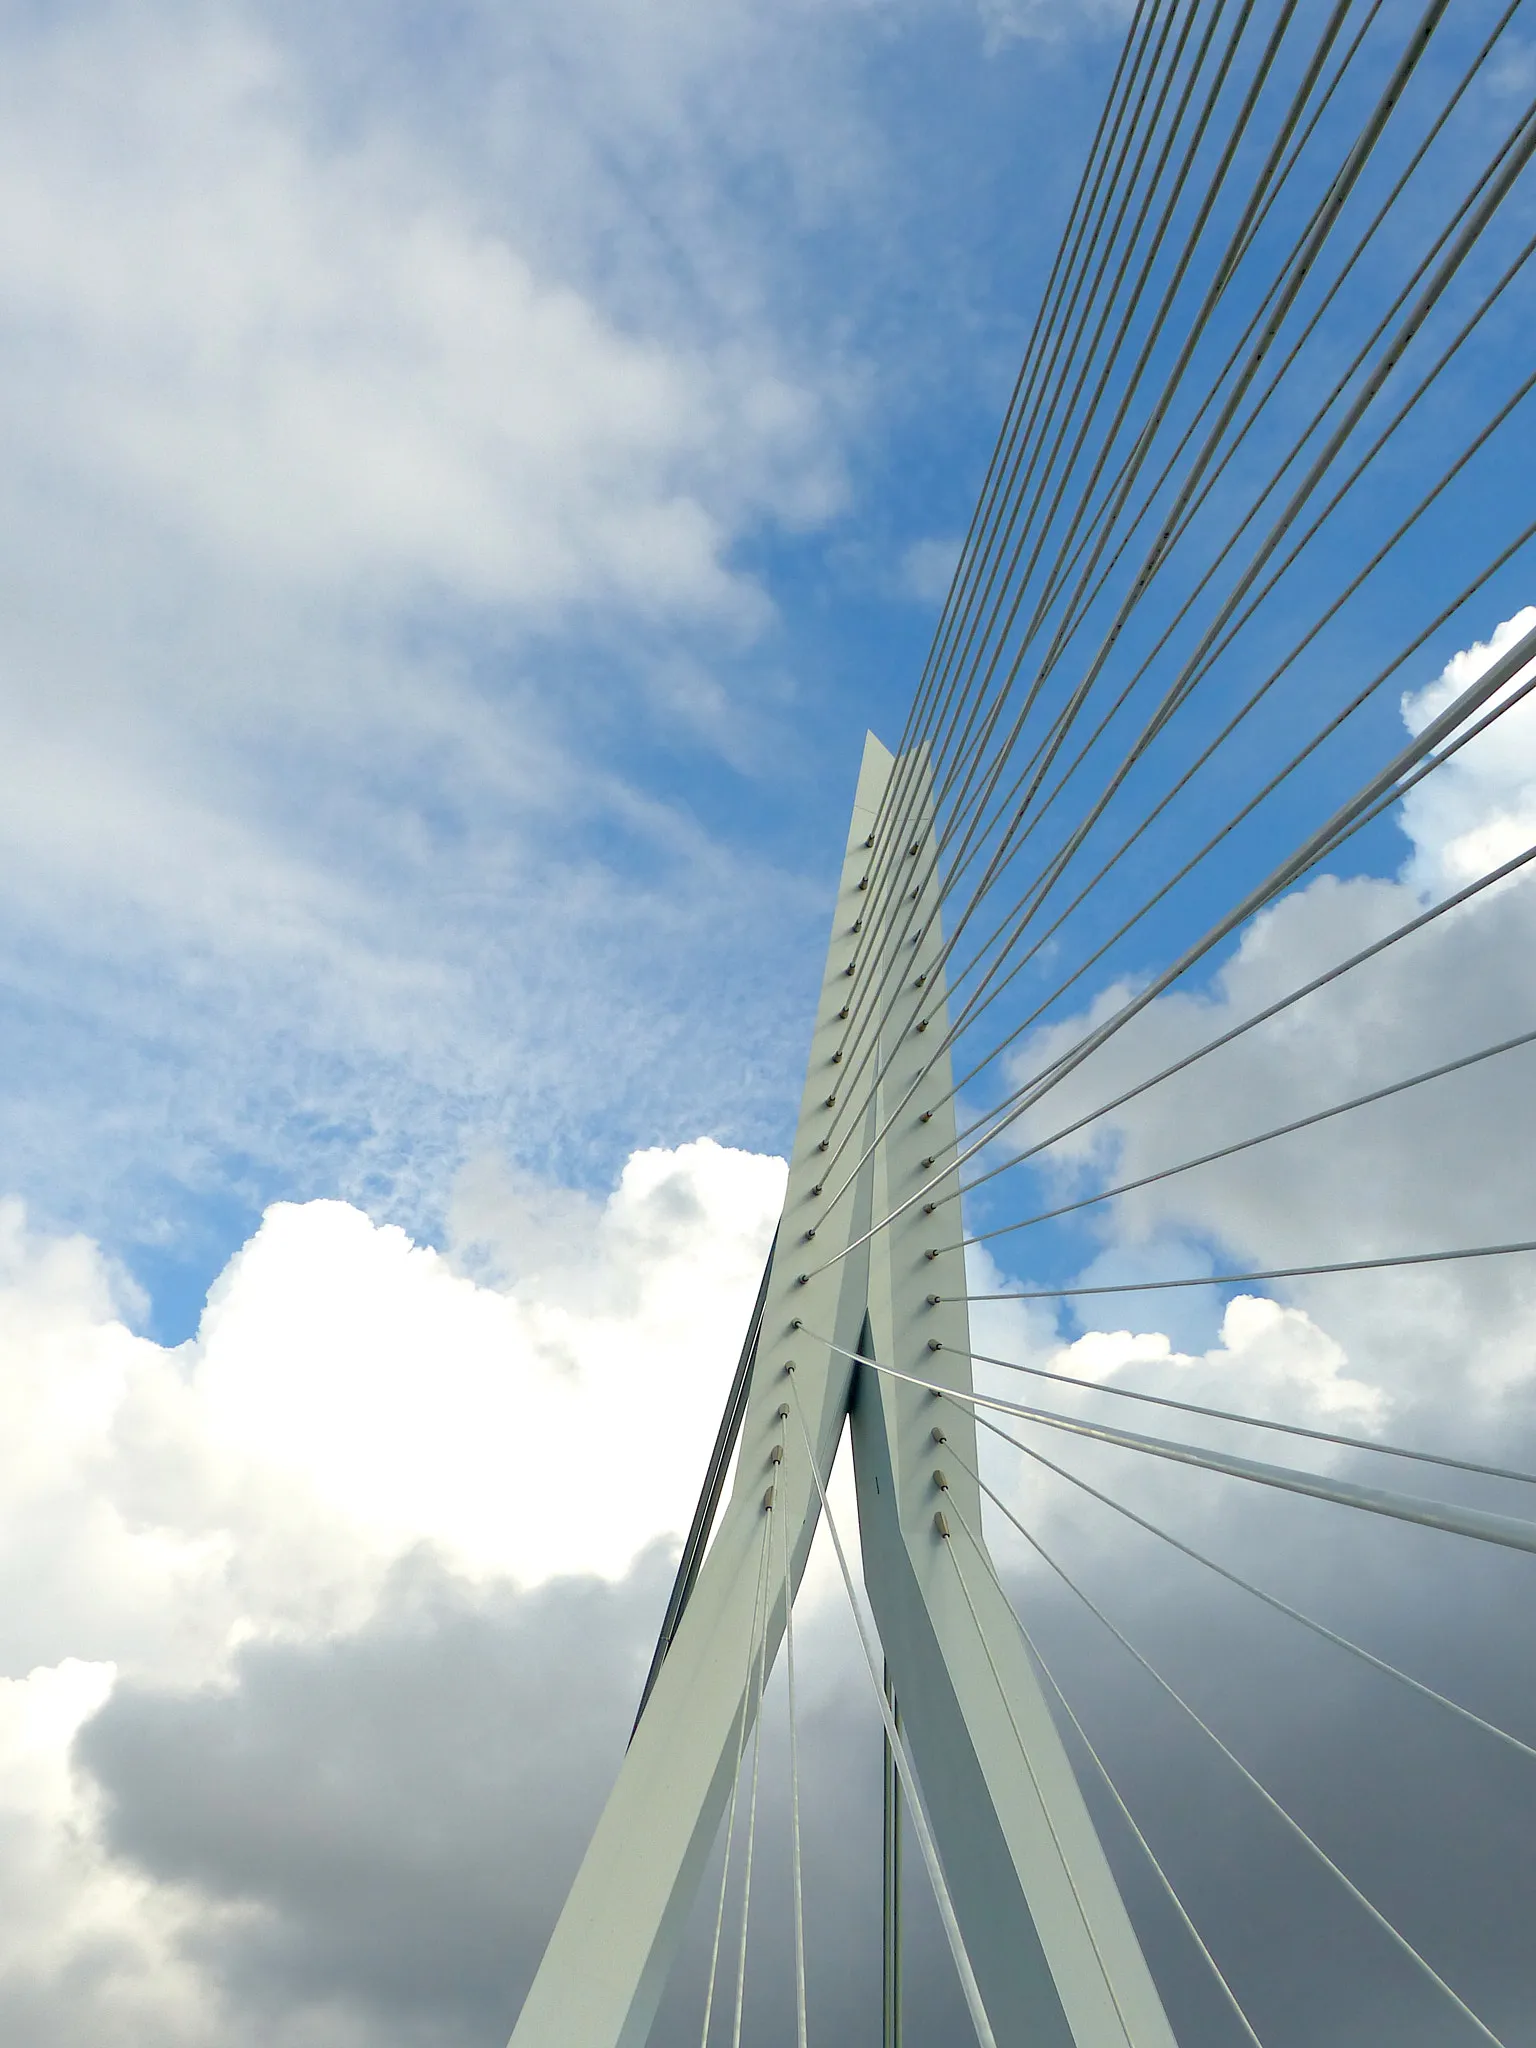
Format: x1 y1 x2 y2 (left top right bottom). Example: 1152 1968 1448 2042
955 1413 1536 1763
956 1339 1536 1489
974 1478 1509 2044
940 1486 1267 2048
930 1483 1138 2047
963 1023 1536 1255
817 1348 1536 1556
783 1372 1000 2048
699 1512 775 2048
777 1416 809 2048
810 1325 1536 1488
955 1235 1536 1302
729 1494 775 2048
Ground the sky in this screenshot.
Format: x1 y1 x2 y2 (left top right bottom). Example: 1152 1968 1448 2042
1 0 1535 2043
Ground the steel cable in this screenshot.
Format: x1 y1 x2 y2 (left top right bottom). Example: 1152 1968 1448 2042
963 1025 1536 1250
783 1371 1000 2048
954 1413 1536 1762
815 124 1536 1200
966 1470 1510 2042
943 1485 1267 2047
811 633 1536 1265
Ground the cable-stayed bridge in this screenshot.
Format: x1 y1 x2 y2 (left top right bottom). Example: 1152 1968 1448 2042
509 0 1536 2038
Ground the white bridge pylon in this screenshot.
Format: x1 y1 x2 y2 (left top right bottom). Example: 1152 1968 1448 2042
509 736 1180 2048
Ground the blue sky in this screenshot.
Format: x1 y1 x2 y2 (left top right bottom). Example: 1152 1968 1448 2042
0 0 1148 1345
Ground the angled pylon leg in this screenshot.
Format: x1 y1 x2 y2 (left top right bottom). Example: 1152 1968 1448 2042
507 735 897 2048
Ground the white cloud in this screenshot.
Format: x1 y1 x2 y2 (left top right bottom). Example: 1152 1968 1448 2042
0 1658 222 2048
0 8 838 621
975 0 1134 49
0 1135 785 2035
0 1140 782 1688
898 534 963 605
1399 605 1536 898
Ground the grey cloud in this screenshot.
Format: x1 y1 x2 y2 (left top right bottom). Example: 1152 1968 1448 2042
76 1547 676 2041
70 1536 960 2047
991 1514 1536 2045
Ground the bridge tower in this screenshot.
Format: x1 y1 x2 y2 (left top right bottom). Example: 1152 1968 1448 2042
507 733 1179 2048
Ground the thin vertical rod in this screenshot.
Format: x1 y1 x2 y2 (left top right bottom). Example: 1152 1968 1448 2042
882 1663 904 2048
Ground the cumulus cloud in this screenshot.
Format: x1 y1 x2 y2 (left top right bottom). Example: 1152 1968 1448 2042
0 1137 795 2040
1398 605 1536 898
1 1139 780 1676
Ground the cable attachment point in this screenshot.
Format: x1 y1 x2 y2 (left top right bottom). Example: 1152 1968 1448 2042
864 832 875 849
924 1248 938 1260
927 1338 943 1352
923 1203 936 1215
931 1425 947 1444
934 1509 950 1538
769 1443 784 1465
926 1293 941 1306
837 1006 850 1021
763 1485 776 1512
908 844 919 857
777 1402 791 1419
844 962 856 978
783 1360 796 1374
810 1183 822 1196
914 973 927 987
915 1018 929 1033
831 1049 842 1064
852 917 863 933
932 1468 949 1491
796 1274 809 1286
803 1228 816 1241
824 1094 837 1108
858 875 869 890
918 1110 933 1123
921 1155 935 1169
817 1137 830 1151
